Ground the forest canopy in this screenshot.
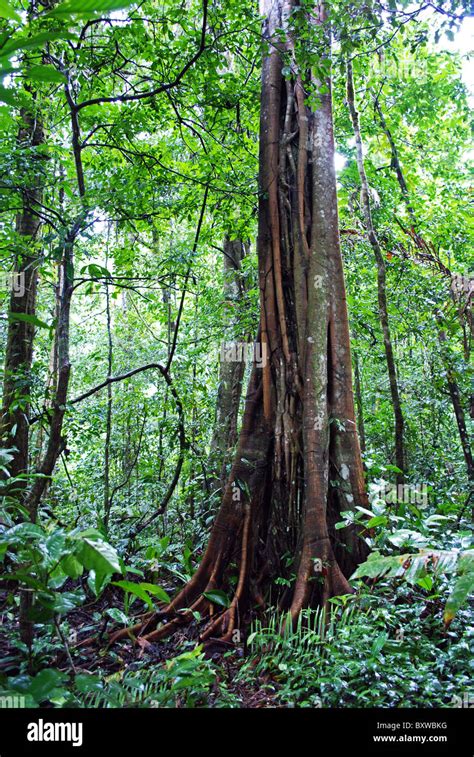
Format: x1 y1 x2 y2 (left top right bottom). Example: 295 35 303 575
0 0 472 712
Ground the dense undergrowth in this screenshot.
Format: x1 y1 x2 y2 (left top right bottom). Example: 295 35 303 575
1 476 472 708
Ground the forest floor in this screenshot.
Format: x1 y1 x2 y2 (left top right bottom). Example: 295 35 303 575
0 584 281 708
1 566 472 709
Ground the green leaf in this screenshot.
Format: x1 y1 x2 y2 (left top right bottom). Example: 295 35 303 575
0 522 44 548
0 31 77 58
136 582 170 603
50 590 85 614
74 674 103 694
202 589 230 608
351 553 405 580
106 608 129 625
113 580 154 609
7 312 49 329
44 532 67 563
458 550 474 575
86 263 112 279
28 670 67 703
0 1 21 23
355 506 376 518
26 65 65 83
0 85 19 106
416 575 433 592
48 0 136 18
371 631 388 656
61 554 83 580
388 529 428 548
444 572 474 627
384 464 403 474
88 569 111 596
366 515 388 528
76 537 121 577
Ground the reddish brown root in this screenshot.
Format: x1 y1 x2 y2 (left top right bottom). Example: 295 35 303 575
109 570 351 649
288 541 354 626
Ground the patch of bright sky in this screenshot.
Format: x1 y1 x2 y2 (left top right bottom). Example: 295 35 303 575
429 13 473 95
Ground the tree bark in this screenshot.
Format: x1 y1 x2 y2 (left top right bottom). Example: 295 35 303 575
112 0 369 646
353 351 366 454
1 106 45 652
1 108 44 489
437 329 474 486
446 370 474 483
103 271 114 531
16 71 87 647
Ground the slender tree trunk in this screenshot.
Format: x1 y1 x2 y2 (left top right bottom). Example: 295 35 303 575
373 99 420 239
18 73 87 646
103 273 113 531
1 106 45 652
446 371 474 483
1 108 44 488
374 95 473 487
114 0 368 646
24 234 75 523
347 61 405 484
17 243 74 651
437 329 474 485
25 71 87 519
209 238 247 491
33 264 61 470
353 351 366 454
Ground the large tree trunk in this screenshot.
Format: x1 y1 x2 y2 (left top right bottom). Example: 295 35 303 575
16 69 86 647
113 0 368 646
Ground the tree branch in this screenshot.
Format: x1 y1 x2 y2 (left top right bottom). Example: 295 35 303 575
74 0 209 113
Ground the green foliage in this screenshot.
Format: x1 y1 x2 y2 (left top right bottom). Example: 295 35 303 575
202 589 230 608
48 0 138 18
0 646 239 708
112 580 170 610
76 646 238 708
352 548 474 625
0 520 122 620
1 668 69 707
239 596 473 707
0 0 21 23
